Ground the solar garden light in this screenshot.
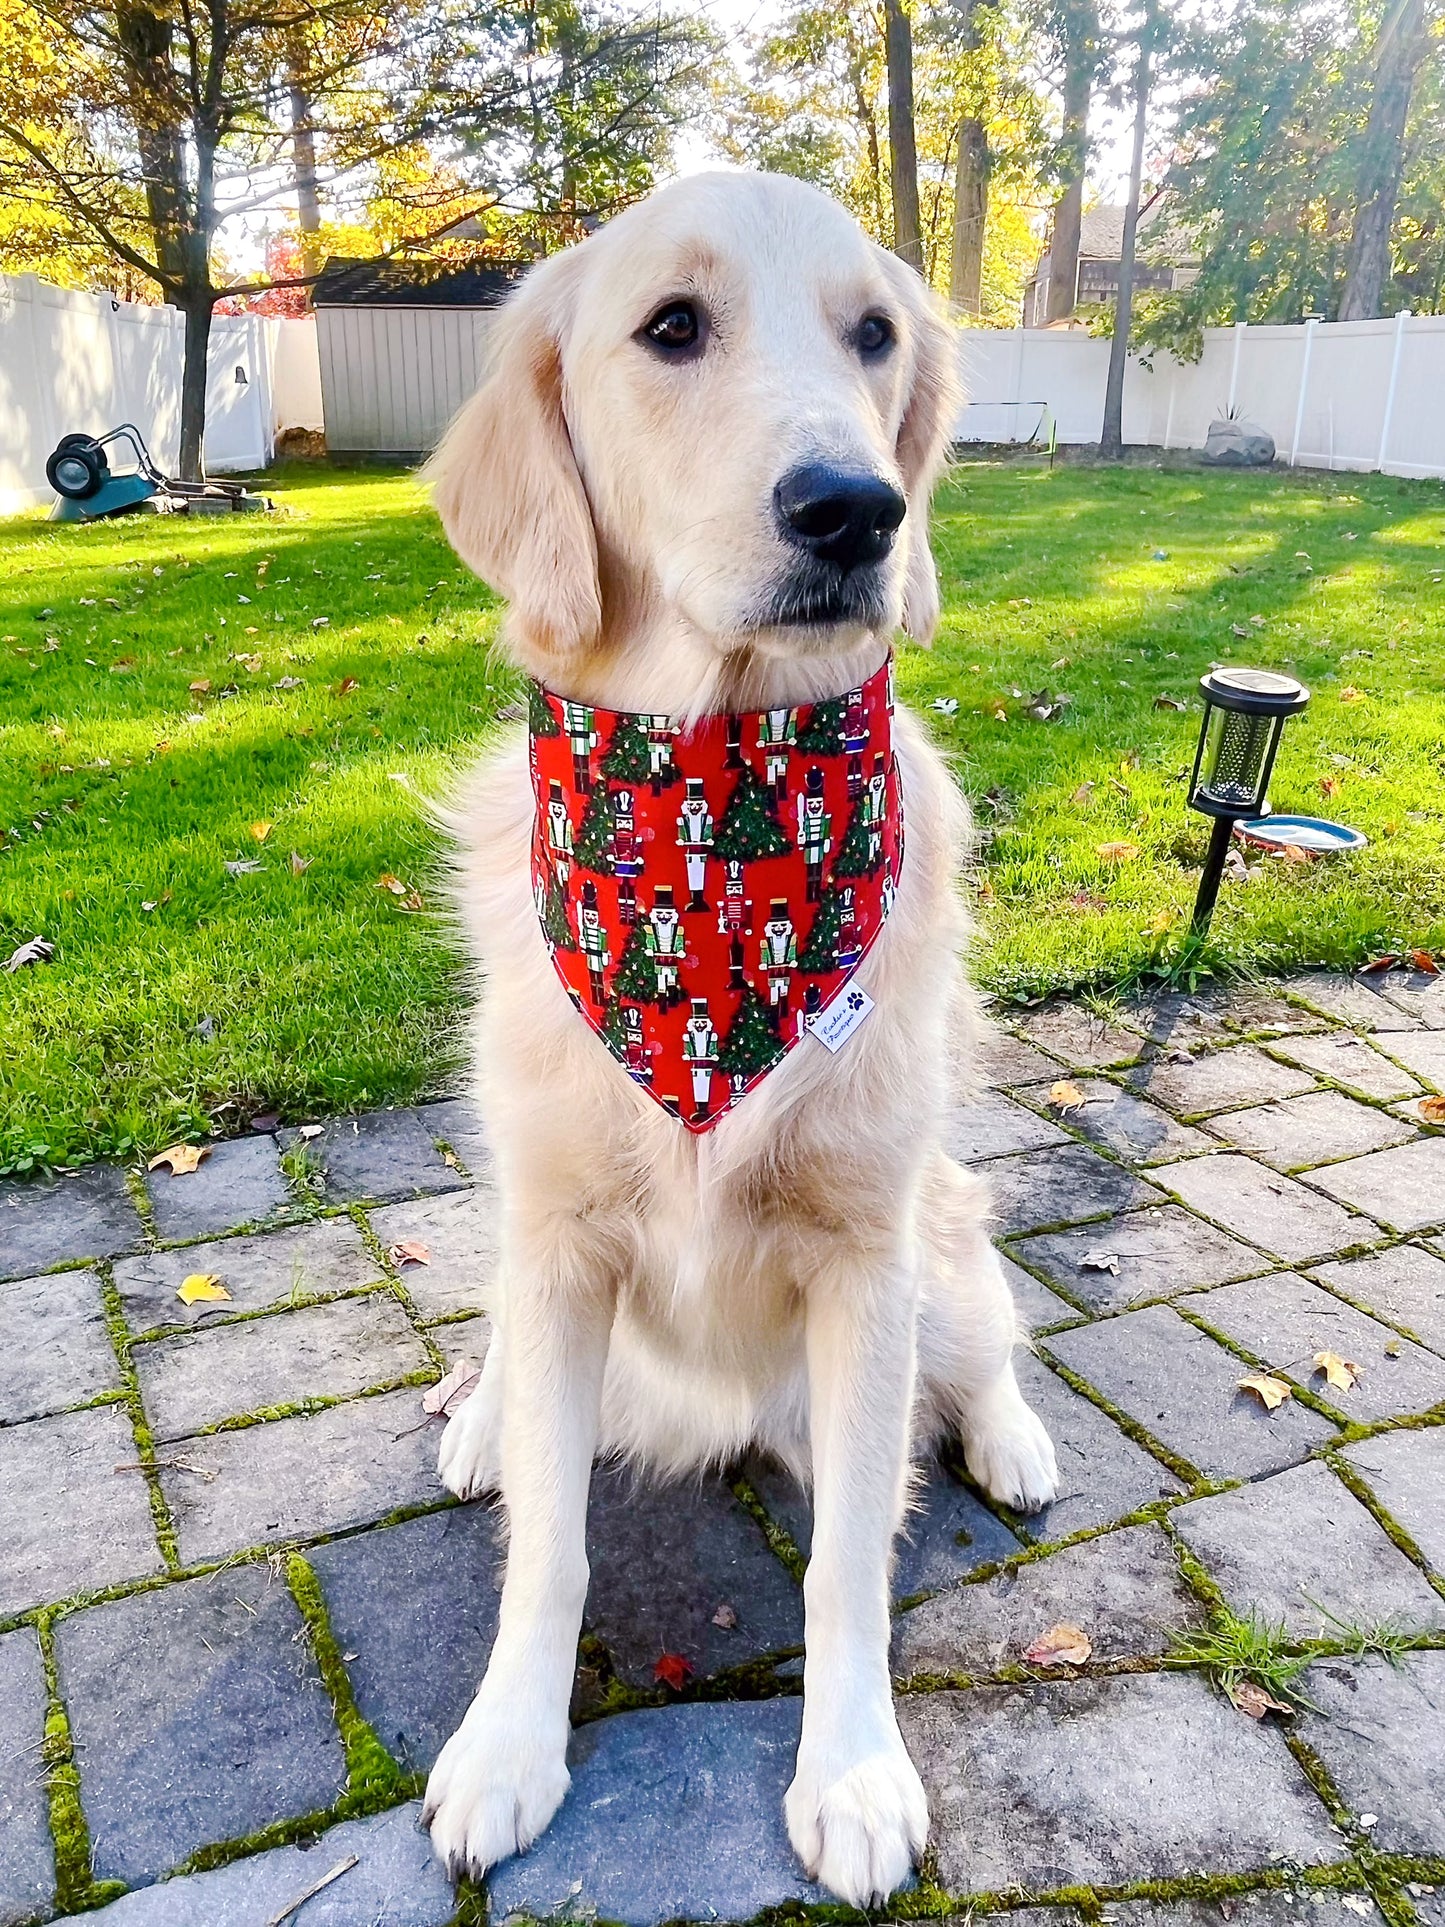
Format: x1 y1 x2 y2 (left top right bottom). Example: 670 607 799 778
1187 667 1311 936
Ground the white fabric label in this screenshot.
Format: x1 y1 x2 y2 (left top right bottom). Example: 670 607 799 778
808 982 875 1053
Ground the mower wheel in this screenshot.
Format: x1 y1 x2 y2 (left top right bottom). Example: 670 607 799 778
47 440 109 500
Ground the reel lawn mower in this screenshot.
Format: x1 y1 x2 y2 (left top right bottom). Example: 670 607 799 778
46 423 272 521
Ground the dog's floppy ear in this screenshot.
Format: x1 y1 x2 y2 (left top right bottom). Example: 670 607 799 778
426 249 601 663
878 256 962 646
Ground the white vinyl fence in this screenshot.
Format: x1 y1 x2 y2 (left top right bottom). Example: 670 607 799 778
955 312 1445 481
0 275 323 515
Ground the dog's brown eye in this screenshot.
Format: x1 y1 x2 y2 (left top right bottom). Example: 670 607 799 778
642 301 702 355
857 313 895 358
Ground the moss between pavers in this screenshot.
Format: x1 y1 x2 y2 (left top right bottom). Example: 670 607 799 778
1168 1299 1359 1428
94 1264 181 1570
284 1550 407 1801
34 1610 126 1914
1324 1446 1445 1601
1027 1347 1208 1492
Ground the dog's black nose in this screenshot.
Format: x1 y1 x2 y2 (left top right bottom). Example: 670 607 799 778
773 464 906 572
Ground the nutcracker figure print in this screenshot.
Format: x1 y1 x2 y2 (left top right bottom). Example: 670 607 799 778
560 700 598 794
796 767 832 903
676 776 715 912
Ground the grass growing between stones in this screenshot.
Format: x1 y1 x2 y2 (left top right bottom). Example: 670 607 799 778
3 460 1445 1172
1165 1604 1318 1709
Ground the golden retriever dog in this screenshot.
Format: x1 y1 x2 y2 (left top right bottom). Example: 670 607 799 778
422 168 1058 1906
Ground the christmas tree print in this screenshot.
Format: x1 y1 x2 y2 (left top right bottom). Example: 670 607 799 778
612 923 660 1004
603 714 680 789
796 696 846 754
832 796 882 878
573 788 614 873
528 683 561 737
713 766 790 862
602 998 630 1054
717 985 782 1080
541 874 576 951
798 886 845 971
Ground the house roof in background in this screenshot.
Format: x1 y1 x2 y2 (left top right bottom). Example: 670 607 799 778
312 256 528 308
1031 198 1193 280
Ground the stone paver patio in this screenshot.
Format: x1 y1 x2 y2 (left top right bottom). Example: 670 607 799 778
2 966 1444 1926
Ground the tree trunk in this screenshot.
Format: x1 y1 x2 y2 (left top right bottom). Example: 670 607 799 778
1044 0 1098 324
288 44 322 275
1339 0 1429 321
177 293 214 483
950 117 990 312
1100 5 1152 457
884 0 923 271
117 5 189 284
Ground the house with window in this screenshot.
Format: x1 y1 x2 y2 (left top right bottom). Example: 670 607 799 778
1023 200 1196 329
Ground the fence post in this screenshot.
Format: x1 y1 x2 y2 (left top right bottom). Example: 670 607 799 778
1227 320 1246 413
1010 327 1025 442
1377 309 1409 473
1289 318 1317 468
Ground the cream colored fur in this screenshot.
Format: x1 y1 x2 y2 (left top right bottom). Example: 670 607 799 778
421 169 1058 1908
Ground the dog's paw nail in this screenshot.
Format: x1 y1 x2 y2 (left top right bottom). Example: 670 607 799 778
786 1746 928 1907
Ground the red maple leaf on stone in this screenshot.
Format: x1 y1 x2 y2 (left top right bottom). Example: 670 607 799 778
653 1652 694 1691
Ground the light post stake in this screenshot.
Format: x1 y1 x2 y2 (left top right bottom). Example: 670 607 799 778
1187 668 1311 938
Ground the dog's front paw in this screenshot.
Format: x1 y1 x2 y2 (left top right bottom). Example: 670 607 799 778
437 1377 502 1500
785 1735 929 1906
423 1708 570 1879
961 1377 1058 1514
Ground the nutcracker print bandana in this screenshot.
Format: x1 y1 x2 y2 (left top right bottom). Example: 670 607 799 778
527 657 904 1132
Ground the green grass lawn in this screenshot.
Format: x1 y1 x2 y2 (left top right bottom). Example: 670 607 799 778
2 457 1443 1174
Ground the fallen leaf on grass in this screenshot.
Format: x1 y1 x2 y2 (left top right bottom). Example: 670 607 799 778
1320 776 1341 798
1314 1350 1359 1392
177 1272 230 1304
1238 1372 1293 1411
1145 909 1176 936
1229 1680 1293 1720
389 1240 431 1267
1023 1622 1092 1667
249 820 273 842
1418 1095 1445 1123
1079 1250 1121 1275
149 1143 211 1175
1049 1079 1088 1113
1097 841 1141 862
4 936 54 972
224 858 263 876
1070 781 1096 806
423 1359 481 1416
1153 695 1188 711
653 1653 694 1690
712 1603 738 1629
288 851 312 875
333 675 358 695
1339 685 1367 703
377 873 407 895
189 678 211 694
1280 844 1315 866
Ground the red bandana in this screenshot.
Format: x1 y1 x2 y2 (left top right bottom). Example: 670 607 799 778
528 657 904 1131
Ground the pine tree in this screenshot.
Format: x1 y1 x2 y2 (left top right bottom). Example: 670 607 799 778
799 888 844 971
713 767 791 862
574 788 614 873
833 799 881 878
602 998 630 1054
602 715 679 788
717 986 782 1079
612 924 659 1003
542 875 576 952
528 683 562 737
797 697 846 754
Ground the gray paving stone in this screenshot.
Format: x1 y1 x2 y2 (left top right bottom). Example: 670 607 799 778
112 1215 381 1334
56 1562 345 1884
487 1699 825 1924
1186 1273 1445 1421
999 1250 1080 1331
1271 1032 1423 1102
1155 1154 1377 1263
1012 1204 1266 1314
0 1406 163 1616
415 1095 494 1175
584 1469 801 1685
945 1092 1070 1163
1120 987 1291 1049
1172 1461 1445 1639
985 1144 1164 1236
143 1134 291 1240
84 1802 453 1925
899 1669 1339 1893
0 1266 120 1423
1018 1078 1216 1166
1013 1349 1183 1540
0 1164 142 1280
1367 1029 1445 1089
1011 1004 1146 1070
1374 968 1445 1030
308 1506 504 1774
1307 1138 1445 1234
159 1388 442 1562
134 1292 432 1441
1281 971 1423 1032
1412 1892 1445 1927
893 1523 1204 1677
1046 1304 1336 1480
1300 1651 1445 1854
1107 1894 1385 1927
367 1189 499 1320
1207 1091 1418 1171
1342 1428 1445 1575
1313 1244 1445 1352
981 1030 1068 1087
281 1109 460 1203
1127 1045 1320 1118
0 1628 54 1927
